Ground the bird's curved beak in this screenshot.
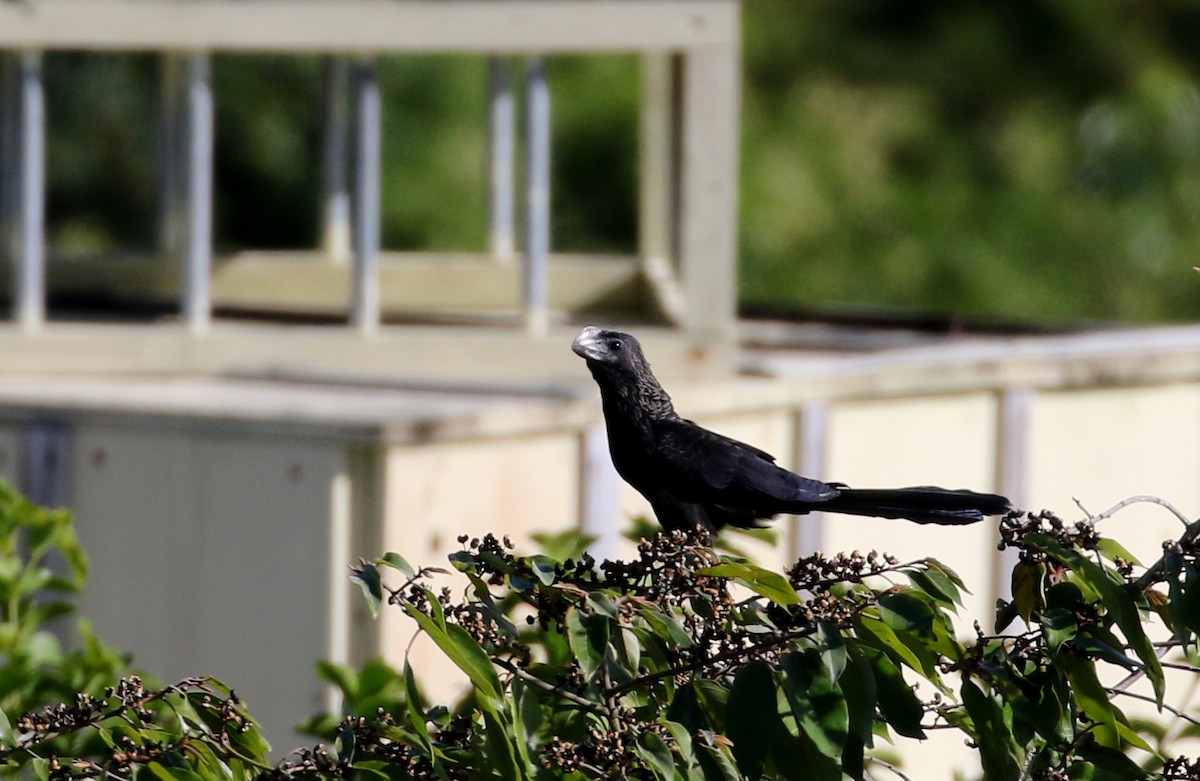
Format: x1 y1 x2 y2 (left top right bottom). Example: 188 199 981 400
572 325 607 361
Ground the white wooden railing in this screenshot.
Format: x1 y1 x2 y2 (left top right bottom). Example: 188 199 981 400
0 0 741 337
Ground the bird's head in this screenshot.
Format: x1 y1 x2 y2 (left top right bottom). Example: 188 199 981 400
572 326 675 417
571 326 645 370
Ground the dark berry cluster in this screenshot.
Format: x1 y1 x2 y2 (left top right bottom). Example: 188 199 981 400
788 549 901 591
1164 757 1200 780
998 510 1100 559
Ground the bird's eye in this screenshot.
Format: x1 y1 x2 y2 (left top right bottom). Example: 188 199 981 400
608 339 623 352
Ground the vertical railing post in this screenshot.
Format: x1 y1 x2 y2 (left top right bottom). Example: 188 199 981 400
994 388 1032 609
487 57 516 263
13 50 46 332
789 402 830 561
0 55 16 269
351 56 381 334
639 54 676 262
638 52 684 322
678 44 740 341
321 56 352 264
182 52 213 334
523 56 550 336
580 423 622 562
157 54 189 272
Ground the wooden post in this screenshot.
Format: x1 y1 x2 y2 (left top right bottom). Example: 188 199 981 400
638 51 684 322
321 56 352 264
350 56 381 334
789 403 829 561
994 388 1032 608
182 52 214 334
677 44 740 341
13 50 46 332
487 57 516 263
156 54 186 267
580 423 622 562
523 56 550 335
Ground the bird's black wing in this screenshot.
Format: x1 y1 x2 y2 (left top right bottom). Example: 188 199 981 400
650 418 839 510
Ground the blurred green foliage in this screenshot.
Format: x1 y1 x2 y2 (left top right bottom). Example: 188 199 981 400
32 2 1200 322
739 0 1200 322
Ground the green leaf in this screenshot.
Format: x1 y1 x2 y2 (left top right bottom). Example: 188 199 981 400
877 592 935 636
637 731 676 781
862 648 924 739
855 615 941 684
1076 742 1155 780
815 622 847 682
315 660 359 698
377 552 416 579
962 679 1022 781
481 707 524 781
700 562 800 606
1061 655 1120 749
404 662 432 753
1073 635 1140 671
531 529 596 562
1011 560 1043 623
529 555 558 586
665 720 699 776
509 680 537 779
1180 566 1200 641
1032 536 1164 705
350 562 384 618
780 650 849 761
586 592 619 619
640 606 694 649
566 607 609 680
1095 538 1141 567
403 605 503 708
726 662 778 780
698 741 744 781
1040 607 1078 654
840 642 876 747
0 706 12 748
905 566 963 609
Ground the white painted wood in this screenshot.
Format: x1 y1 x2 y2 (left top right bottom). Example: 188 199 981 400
789 402 829 561
350 58 381 333
487 58 516 263
678 45 740 339
156 54 187 267
994 387 1031 600
320 56 352 265
580 423 622 562
0 1 739 52
638 52 675 267
182 54 213 334
0 55 19 267
523 57 550 336
15 51 45 332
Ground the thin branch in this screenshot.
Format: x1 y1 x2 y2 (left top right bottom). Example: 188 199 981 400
868 757 915 781
1018 747 1038 781
1107 688 1200 728
492 657 611 717
1135 518 1200 592
1088 495 1192 528
1161 659 1200 675
604 624 818 698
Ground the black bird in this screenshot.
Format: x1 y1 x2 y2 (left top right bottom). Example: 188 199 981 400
572 325 1011 533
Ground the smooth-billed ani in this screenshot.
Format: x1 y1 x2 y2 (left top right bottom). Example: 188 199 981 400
572 325 1011 533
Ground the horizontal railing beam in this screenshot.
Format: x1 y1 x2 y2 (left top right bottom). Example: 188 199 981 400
0 0 737 53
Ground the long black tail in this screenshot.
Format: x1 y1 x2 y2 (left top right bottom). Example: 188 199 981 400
816 486 1012 526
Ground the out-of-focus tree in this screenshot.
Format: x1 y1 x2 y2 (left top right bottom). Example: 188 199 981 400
35 2 1200 323
740 0 1200 323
